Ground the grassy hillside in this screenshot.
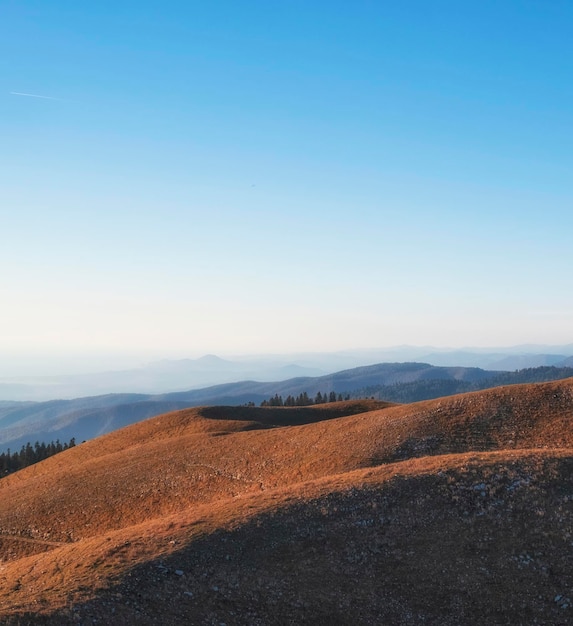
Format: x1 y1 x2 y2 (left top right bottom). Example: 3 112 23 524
1 379 573 623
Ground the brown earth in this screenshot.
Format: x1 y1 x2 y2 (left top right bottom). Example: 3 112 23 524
1 382 573 624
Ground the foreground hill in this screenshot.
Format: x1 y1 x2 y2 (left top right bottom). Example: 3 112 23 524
2 379 573 624
4 451 573 626
2 362 573 454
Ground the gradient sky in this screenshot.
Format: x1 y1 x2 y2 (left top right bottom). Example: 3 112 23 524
1 1 572 369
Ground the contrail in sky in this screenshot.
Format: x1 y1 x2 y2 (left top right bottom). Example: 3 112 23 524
10 91 62 100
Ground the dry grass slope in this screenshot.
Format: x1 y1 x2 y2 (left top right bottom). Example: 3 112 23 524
1 381 573 624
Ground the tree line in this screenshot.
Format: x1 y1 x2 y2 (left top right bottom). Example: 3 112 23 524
348 366 573 404
260 391 350 407
0 438 76 476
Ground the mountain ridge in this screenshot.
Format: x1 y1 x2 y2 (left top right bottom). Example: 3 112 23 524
3 344 573 401
2 362 573 454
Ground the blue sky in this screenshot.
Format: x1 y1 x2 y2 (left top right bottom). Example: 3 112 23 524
1 1 572 368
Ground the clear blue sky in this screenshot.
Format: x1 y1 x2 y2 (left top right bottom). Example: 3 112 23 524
1 1 572 368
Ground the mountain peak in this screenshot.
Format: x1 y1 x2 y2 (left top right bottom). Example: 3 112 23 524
197 354 225 363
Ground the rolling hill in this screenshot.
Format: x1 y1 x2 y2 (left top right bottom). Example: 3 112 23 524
1 362 573 455
1 378 573 624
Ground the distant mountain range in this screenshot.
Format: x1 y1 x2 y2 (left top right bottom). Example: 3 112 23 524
0 354 326 402
1 361 572 454
2 344 573 402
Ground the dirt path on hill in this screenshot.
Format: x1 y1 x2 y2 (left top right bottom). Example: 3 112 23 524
0 534 68 548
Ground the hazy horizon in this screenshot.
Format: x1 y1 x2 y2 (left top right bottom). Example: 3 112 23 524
2 2 572 367
2 342 573 379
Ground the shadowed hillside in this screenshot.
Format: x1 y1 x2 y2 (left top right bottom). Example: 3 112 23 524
1 380 573 624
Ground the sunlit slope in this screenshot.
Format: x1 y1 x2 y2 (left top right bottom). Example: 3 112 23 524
1 379 572 547
0 400 391 543
2 450 573 625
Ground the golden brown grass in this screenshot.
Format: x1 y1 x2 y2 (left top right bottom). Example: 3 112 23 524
1 381 573 624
